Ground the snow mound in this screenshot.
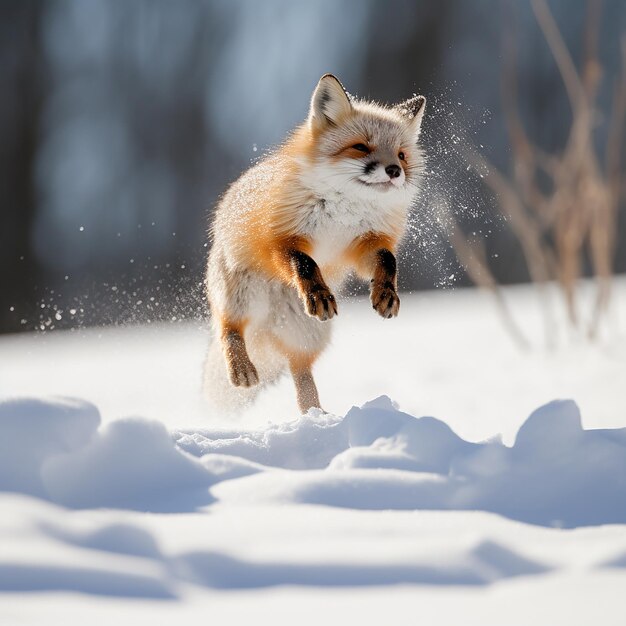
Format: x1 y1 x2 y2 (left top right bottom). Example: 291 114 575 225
1 395 625 526
0 397 100 498
211 398 626 527
0 398 215 512
174 409 348 469
43 417 214 511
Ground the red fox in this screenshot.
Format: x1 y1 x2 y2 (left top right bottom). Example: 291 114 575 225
204 74 426 414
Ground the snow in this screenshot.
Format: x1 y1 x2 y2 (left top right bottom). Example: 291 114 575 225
3 394 624 527
1 282 626 624
183 396 626 527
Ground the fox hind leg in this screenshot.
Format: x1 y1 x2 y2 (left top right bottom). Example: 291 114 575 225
208 250 264 389
220 320 259 388
288 355 321 413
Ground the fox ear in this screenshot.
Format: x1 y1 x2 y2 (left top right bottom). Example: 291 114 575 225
396 95 426 137
309 74 352 131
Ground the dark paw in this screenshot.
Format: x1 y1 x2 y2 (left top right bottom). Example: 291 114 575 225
228 357 259 387
371 280 400 319
304 285 338 321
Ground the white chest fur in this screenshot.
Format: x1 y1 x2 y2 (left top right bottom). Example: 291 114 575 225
301 194 405 267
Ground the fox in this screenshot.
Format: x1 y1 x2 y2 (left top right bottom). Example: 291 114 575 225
204 74 426 414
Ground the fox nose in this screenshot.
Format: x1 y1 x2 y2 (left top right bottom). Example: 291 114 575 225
385 164 401 179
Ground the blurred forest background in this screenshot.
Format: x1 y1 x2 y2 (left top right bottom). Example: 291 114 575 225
1 0 625 335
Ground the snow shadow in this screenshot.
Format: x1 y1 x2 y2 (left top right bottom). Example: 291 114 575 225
0 495 549 596
0 497 174 597
177 539 547 588
0 562 175 599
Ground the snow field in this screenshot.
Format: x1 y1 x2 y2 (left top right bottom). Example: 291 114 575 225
0 392 625 601
1 283 625 623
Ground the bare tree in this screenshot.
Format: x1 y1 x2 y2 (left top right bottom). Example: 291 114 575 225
447 0 626 345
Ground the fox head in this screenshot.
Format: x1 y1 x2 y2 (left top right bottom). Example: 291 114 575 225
299 74 426 205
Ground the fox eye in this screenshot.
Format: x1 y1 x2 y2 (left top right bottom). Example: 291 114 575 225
352 143 370 153
398 151 406 161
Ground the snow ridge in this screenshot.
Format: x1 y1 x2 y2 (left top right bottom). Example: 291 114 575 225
1 395 625 526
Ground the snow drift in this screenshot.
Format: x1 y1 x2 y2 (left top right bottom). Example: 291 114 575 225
1 394 626 600
1 395 625 526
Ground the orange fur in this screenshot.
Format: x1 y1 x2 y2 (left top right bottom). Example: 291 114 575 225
227 128 318 283
332 140 375 160
219 317 248 337
345 232 398 278
268 334 320 370
230 191 314 281
284 124 319 161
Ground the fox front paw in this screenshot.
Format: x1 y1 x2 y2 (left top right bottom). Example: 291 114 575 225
227 356 259 388
303 285 338 321
371 280 400 319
